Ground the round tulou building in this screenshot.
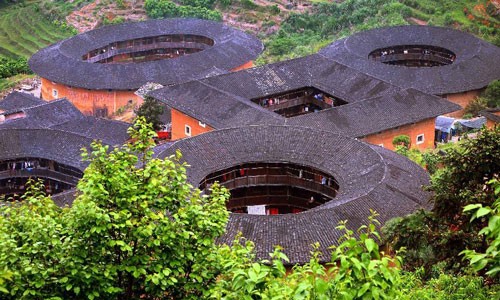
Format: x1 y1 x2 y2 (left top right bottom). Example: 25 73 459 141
319 25 500 117
155 125 431 264
29 18 263 117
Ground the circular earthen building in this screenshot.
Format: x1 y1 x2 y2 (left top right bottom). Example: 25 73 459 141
29 18 263 117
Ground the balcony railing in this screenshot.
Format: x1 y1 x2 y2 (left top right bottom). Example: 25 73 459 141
85 42 211 63
264 95 332 112
372 53 453 65
214 174 337 199
0 169 80 185
228 194 313 210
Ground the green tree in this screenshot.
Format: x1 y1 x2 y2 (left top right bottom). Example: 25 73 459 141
211 210 402 299
144 0 222 21
0 57 32 79
463 97 488 117
461 179 500 278
482 80 500 108
135 96 165 131
392 135 411 149
432 127 499 221
383 127 500 275
0 180 68 298
0 118 230 299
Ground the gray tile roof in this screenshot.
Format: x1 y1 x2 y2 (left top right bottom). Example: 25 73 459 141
318 25 500 95
51 116 130 146
0 92 45 112
0 129 96 170
29 18 263 90
149 54 461 137
154 126 431 264
0 94 130 145
480 108 500 123
150 80 284 129
287 88 461 137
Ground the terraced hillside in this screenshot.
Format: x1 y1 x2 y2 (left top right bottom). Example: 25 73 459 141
0 2 74 59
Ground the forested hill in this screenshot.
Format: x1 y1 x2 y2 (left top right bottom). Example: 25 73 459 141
257 0 500 63
0 0 498 87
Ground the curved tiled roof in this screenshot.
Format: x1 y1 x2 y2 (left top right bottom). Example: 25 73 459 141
29 18 263 90
0 95 131 146
149 55 461 136
0 129 100 170
155 125 431 264
0 92 45 112
319 26 500 95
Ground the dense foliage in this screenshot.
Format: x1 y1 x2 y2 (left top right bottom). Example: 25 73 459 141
0 118 230 299
211 211 403 299
482 79 500 108
135 96 165 131
462 179 500 277
144 0 222 21
0 57 31 79
383 126 500 275
0 121 499 298
259 0 500 63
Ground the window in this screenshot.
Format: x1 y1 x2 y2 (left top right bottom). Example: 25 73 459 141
185 125 191 137
416 134 424 144
52 89 58 98
198 121 206 128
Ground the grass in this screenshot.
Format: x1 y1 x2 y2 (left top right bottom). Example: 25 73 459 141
0 2 74 59
0 73 35 92
0 1 77 93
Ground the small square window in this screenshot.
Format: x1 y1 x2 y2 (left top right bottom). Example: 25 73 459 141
198 121 206 128
185 125 191 137
416 134 424 144
52 89 58 98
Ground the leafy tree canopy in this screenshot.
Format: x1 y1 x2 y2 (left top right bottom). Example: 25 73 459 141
144 0 222 21
383 127 500 275
483 80 500 108
135 96 165 131
0 117 230 299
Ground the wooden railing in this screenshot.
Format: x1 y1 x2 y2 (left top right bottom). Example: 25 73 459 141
85 41 211 63
216 174 337 199
228 195 313 210
0 169 80 185
372 53 453 65
265 96 332 112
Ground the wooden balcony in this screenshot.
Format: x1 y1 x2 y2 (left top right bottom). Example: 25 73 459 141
229 194 315 210
265 95 332 112
217 174 337 199
0 169 80 185
373 53 453 66
85 41 211 63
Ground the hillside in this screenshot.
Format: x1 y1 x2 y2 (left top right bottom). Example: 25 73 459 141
0 1 75 59
0 0 498 92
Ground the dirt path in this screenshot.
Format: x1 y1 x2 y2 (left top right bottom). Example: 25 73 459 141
408 17 427 25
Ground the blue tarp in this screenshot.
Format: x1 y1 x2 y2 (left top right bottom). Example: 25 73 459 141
436 116 486 132
458 117 486 129
435 116 455 133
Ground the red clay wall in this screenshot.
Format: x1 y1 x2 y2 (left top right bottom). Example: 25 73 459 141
41 78 142 116
171 109 213 140
486 119 496 129
231 60 254 71
362 118 436 151
442 89 482 118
